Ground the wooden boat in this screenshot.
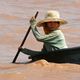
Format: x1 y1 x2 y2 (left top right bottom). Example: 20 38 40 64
30 46 80 64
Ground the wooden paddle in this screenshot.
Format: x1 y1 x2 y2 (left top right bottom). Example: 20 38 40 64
12 11 39 63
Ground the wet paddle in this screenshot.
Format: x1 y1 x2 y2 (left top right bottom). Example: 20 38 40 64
12 11 39 63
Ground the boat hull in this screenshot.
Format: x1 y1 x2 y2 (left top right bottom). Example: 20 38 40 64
30 47 80 64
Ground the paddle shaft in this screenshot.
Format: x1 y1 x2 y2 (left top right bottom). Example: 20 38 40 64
12 11 39 63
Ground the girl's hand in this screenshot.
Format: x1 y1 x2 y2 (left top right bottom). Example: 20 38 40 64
30 17 36 26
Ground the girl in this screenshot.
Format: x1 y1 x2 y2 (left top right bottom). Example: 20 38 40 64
20 10 68 61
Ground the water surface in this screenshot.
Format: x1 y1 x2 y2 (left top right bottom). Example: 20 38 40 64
0 0 80 80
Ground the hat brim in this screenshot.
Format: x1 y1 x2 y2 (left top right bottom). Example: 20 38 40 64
36 18 68 27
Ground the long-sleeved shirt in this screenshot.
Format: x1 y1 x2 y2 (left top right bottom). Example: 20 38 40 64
30 21 68 52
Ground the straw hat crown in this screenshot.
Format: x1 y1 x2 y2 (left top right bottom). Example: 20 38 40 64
45 10 60 19
37 10 67 27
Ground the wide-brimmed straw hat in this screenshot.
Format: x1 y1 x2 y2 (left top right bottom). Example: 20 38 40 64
37 10 67 27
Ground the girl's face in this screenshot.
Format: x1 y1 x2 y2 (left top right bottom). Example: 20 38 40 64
43 22 60 34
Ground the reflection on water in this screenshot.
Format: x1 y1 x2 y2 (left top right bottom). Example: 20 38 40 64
0 0 80 80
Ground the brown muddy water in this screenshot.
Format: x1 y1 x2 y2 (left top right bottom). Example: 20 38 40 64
0 0 80 80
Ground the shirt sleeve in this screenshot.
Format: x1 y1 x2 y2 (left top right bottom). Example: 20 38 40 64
31 24 58 42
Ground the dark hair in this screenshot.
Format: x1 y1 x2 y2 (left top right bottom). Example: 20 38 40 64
43 21 60 27
56 21 60 24
43 22 48 27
